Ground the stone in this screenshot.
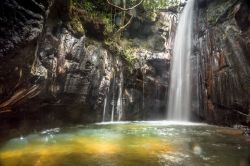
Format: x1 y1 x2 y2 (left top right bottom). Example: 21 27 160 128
194 0 250 125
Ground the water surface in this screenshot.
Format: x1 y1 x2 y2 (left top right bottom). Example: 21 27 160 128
0 121 249 166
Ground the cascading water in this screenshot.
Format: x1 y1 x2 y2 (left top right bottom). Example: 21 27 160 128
117 71 124 121
102 87 109 122
111 76 115 122
102 71 124 122
167 0 195 121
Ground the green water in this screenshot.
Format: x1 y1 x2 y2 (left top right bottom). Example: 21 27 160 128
0 121 249 166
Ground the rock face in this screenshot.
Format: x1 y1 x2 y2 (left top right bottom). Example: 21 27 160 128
1 0 248 135
0 0 123 132
0 0 52 103
195 0 250 125
0 0 52 57
0 0 54 134
0 0 175 135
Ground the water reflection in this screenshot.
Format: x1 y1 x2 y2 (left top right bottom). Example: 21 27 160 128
0 121 249 166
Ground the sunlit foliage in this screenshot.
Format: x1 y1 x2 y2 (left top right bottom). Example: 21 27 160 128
143 0 180 10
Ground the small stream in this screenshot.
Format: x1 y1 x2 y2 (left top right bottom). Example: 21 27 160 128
0 121 249 166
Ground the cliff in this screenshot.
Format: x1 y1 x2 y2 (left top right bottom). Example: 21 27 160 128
195 0 250 125
0 0 175 136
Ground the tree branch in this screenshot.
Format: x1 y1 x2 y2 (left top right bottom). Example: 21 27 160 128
106 0 144 11
115 14 134 34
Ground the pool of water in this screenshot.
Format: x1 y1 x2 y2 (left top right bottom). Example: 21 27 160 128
0 121 249 166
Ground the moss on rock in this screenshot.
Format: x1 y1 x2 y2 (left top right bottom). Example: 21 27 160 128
103 39 136 68
207 0 238 26
68 15 85 37
68 0 113 40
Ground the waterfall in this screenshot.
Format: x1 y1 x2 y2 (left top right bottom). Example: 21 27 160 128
110 76 115 122
103 71 124 122
142 72 145 113
102 87 109 122
117 71 123 121
141 66 147 118
167 0 195 121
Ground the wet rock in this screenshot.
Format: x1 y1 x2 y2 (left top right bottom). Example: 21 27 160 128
0 0 53 57
0 0 175 133
234 2 250 31
243 128 250 136
195 0 250 125
0 0 53 113
151 35 166 52
197 0 207 8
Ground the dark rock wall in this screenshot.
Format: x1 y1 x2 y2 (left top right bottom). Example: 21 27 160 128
195 0 250 125
0 0 52 57
0 0 126 133
0 0 53 104
0 0 174 136
97 12 174 121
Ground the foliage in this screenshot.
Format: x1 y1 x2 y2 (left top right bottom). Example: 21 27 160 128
69 0 114 39
104 39 136 67
69 16 85 36
72 0 110 12
124 47 136 65
206 0 238 26
142 0 180 21
143 0 180 11
68 0 181 72
82 1 94 12
70 0 181 37
86 10 113 36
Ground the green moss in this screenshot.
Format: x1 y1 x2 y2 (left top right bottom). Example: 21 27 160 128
145 10 158 22
143 0 180 11
104 39 136 67
69 16 85 36
88 12 113 37
104 40 123 57
207 0 238 26
102 16 113 36
72 0 95 12
124 47 136 65
141 0 180 21
85 38 100 48
69 0 113 40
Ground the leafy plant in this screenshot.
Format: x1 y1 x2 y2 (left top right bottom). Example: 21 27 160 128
72 0 95 12
124 47 136 64
143 0 180 11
